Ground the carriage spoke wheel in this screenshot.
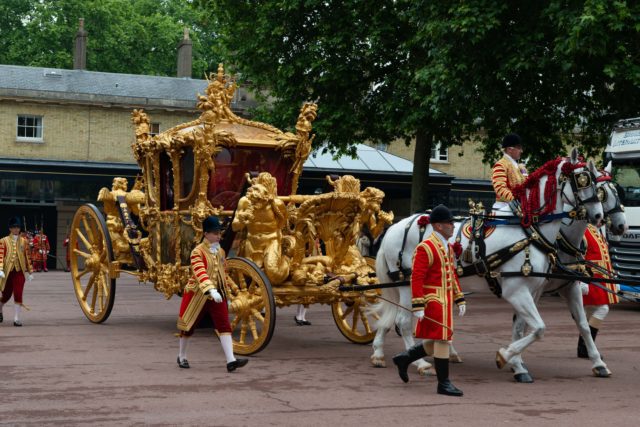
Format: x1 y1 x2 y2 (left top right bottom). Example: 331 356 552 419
332 292 379 345
226 257 276 355
70 204 116 323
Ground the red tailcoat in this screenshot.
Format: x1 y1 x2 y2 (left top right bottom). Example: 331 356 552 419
411 233 465 341
32 234 50 263
177 242 232 334
582 225 618 306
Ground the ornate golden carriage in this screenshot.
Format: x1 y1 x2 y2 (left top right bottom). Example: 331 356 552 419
70 64 393 354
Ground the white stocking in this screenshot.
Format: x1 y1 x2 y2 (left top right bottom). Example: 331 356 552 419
219 334 236 363
296 305 307 321
14 304 21 322
178 337 189 361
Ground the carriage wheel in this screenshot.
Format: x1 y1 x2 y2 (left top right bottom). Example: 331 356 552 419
226 257 276 355
70 204 116 323
332 293 379 345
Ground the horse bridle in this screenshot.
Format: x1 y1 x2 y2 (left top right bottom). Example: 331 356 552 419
560 167 600 221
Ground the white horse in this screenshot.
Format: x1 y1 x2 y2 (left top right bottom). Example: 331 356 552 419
510 162 627 380
370 149 605 381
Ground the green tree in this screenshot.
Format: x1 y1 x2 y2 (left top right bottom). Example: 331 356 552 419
0 0 219 77
200 0 640 211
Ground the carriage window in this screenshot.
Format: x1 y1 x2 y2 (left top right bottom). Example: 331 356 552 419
150 123 160 137
180 146 195 198
159 152 174 210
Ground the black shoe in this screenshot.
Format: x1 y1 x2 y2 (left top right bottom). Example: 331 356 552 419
177 356 190 369
301 320 312 325
294 316 305 326
392 343 427 383
0 312 3 323
13 321 22 327
437 379 464 396
435 357 463 396
227 358 248 372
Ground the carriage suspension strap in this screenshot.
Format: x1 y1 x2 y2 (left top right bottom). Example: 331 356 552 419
116 195 144 271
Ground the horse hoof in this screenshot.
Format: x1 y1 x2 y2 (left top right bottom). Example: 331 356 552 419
495 349 508 369
449 354 463 363
370 356 386 368
514 373 534 383
394 325 402 337
592 366 611 377
417 365 436 377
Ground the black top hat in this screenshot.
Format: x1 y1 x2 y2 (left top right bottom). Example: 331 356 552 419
429 205 453 223
502 133 522 148
8 217 22 229
202 216 222 233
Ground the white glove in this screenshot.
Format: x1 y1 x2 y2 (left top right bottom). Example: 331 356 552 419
0 271 5 279
39 250 44 254
413 309 425 320
208 289 223 303
27 274 34 282
458 304 466 317
615 283 621 293
579 282 589 295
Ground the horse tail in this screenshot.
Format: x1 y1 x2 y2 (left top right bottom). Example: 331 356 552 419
368 247 400 330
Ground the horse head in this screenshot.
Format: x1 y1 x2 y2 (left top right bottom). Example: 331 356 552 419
559 148 604 226
595 161 628 236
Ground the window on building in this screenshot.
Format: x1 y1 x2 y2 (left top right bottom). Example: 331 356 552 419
430 142 448 162
150 123 160 136
16 115 43 141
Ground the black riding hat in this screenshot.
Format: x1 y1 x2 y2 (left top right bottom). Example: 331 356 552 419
429 205 453 223
502 133 522 148
8 217 21 229
202 215 222 233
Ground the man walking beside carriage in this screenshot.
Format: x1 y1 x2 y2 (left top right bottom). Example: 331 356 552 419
577 223 620 358
392 205 467 397
0 217 34 326
176 215 248 373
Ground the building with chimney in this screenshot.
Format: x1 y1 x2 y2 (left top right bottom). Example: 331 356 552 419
0 20 257 269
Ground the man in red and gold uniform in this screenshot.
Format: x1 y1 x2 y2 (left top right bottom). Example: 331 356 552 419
0 217 34 326
492 133 527 211
393 205 467 396
176 215 248 372
32 229 50 272
63 234 71 272
576 224 619 358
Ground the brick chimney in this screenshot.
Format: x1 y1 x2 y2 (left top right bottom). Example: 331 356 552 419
73 18 88 70
177 28 192 78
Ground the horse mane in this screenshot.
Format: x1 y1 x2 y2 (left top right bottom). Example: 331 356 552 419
512 157 585 227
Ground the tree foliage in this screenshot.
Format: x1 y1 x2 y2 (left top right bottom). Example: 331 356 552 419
200 0 640 211
0 0 219 77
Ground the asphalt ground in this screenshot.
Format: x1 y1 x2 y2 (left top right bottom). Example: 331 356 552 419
1 272 639 426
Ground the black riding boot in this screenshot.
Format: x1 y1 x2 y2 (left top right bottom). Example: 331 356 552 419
392 343 427 383
578 325 600 359
577 334 588 358
434 357 463 396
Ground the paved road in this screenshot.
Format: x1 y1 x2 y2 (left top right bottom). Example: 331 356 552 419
2 272 639 426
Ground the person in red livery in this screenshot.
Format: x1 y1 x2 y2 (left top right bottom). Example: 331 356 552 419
576 224 619 358
392 205 467 396
32 229 50 272
491 133 527 211
176 215 248 372
63 234 71 272
0 217 34 326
